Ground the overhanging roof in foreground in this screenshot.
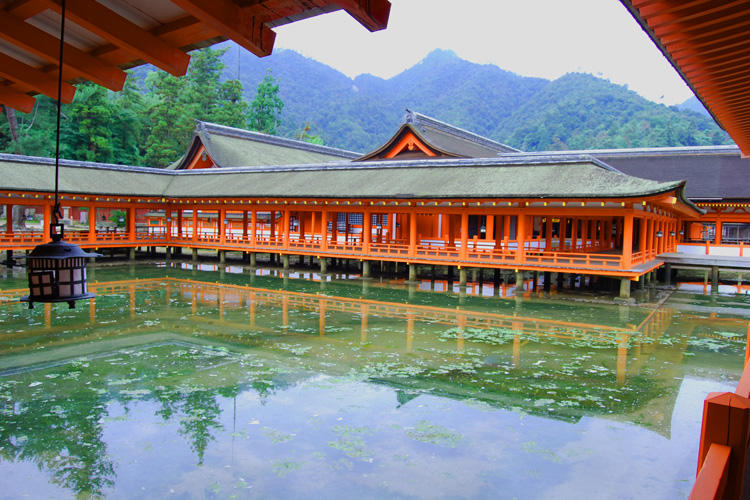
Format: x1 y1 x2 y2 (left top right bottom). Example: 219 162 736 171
0 0 391 113
0 153 697 214
619 0 750 157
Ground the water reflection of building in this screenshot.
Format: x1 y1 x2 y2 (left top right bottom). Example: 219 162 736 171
4 275 739 435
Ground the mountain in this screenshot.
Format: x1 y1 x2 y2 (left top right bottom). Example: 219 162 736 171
677 95 711 118
226 46 732 153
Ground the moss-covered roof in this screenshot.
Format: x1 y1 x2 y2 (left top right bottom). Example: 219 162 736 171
0 153 695 212
357 110 520 161
169 122 360 170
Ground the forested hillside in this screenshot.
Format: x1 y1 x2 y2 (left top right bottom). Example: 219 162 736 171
0 44 732 167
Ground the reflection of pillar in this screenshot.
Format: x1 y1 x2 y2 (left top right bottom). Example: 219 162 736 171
89 298 96 324
513 333 520 368
617 333 628 385
360 303 369 343
319 301 326 336
192 290 197 315
406 313 414 353
249 292 256 328
457 314 466 353
129 284 136 319
219 288 225 321
282 295 289 329
44 303 52 329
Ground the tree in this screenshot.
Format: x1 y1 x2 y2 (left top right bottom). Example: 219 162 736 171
215 79 249 128
248 69 284 135
66 82 115 163
186 47 227 122
111 72 148 165
143 71 193 168
296 122 324 145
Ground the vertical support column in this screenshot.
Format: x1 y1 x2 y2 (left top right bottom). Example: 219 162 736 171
88 203 96 245
282 209 291 248
321 208 328 251
619 277 631 299
715 219 723 246
622 212 634 269
459 267 467 287
250 208 257 246
42 203 52 243
560 217 568 252
5 204 12 235
362 260 371 278
218 207 226 245
516 213 527 264
646 218 654 260
409 210 417 258
242 211 248 241
515 271 525 292
486 215 495 242
571 217 579 251
408 264 417 283
192 207 198 244
363 209 372 254
545 216 553 252
460 212 469 260
128 203 136 242
581 218 588 251
177 209 183 239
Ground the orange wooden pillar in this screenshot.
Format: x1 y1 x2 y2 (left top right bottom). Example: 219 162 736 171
250 208 257 246
363 209 371 253
715 219 723 246
4 204 12 236
242 211 248 241
127 203 136 242
409 210 417 257
42 203 52 243
88 203 96 244
282 209 290 248
638 215 647 257
697 392 750 499
622 212 634 268
177 210 183 239
516 213 527 264
581 218 588 250
321 208 328 251
218 208 226 244
192 208 198 244
460 213 469 259
646 218 654 259
545 216 553 252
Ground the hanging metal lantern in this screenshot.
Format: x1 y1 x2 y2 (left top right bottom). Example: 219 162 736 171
20 224 101 309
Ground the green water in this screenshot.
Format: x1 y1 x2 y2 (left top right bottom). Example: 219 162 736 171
0 263 747 499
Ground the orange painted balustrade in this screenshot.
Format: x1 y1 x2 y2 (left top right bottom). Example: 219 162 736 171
691 324 750 500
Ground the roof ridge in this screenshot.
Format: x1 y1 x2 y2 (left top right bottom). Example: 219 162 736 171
0 153 174 174
404 109 520 153
196 121 361 159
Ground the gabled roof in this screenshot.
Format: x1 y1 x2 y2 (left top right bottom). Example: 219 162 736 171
356 110 519 161
168 121 360 170
518 145 745 201
0 152 698 216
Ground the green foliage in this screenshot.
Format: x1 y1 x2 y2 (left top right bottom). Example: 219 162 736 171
143 71 193 168
296 122 324 145
248 69 284 135
66 82 115 163
108 209 127 228
215 79 249 128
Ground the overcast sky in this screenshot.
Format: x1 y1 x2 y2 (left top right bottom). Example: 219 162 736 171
274 0 693 106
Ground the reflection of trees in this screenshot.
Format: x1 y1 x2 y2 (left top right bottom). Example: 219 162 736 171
178 390 223 465
0 390 115 498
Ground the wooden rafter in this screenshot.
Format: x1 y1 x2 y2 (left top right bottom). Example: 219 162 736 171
0 86 37 113
0 10 127 92
621 0 750 157
169 0 276 57
0 0 392 113
0 52 76 103
38 0 191 76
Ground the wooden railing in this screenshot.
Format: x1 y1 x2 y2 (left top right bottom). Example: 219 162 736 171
691 324 750 499
0 227 660 273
